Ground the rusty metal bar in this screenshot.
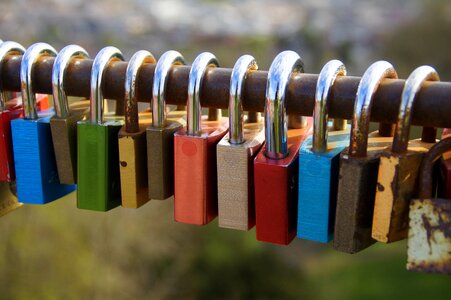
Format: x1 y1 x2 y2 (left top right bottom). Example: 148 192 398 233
1 55 451 128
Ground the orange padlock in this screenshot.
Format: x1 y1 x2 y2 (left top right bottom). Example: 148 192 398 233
174 52 228 225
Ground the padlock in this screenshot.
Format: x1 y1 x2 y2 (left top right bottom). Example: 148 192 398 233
0 181 22 217
77 46 125 211
372 66 439 243
11 43 76 204
50 45 90 185
254 51 313 245
297 59 350 243
118 50 156 208
174 52 228 225
333 61 398 253
217 54 264 231
438 129 451 198
407 137 451 274
147 50 186 200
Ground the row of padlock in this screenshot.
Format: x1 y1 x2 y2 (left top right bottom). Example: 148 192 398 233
0 40 449 274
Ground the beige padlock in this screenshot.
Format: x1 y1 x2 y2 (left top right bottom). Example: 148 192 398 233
217 55 264 230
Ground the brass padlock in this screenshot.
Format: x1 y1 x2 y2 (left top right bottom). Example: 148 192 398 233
50 45 90 185
147 50 186 200
333 61 398 253
118 50 156 208
407 137 451 274
217 54 264 230
372 66 439 243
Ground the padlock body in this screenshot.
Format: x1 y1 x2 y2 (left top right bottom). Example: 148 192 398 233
0 182 23 217
77 121 123 211
119 127 149 208
297 128 350 243
147 120 183 200
11 116 76 204
373 139 434 243
407 198 450 274
333 134 393 253
174 117 228 225
254 119 313 245
217 121 265 230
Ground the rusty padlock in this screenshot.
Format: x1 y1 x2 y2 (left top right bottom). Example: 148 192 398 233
407 137 451 274
333 61 398 253
174 52 228 225
372 66 439 243
254 51 313 245
147 50 186 200
297 59 350 243
217 54 264 231
118 50 156 208
438 129 451 199
50 45 90 185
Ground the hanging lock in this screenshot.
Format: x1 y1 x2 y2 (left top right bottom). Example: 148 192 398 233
333 61 398 253
372 66 439 243
438 129 451 199
407 137 451 274
297 60 350 243
77 47 125 211
11 43 76 204
217 55 264 230
50 45 90 185
254 51 313 245
174 52 228 225
147 51 186 200
117 50 156 208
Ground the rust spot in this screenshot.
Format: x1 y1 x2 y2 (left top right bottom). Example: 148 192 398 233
120 161 127 167
377 182 385 192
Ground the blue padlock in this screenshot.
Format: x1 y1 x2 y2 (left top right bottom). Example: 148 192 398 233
297 60 350 243
11 43 76 204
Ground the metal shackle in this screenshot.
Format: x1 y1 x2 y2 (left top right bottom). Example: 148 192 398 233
152 50 185 128
349 61 398 157
391 66 440 154
312 59 347 153
229 54 258 144
264 50 304 159
90 46 124 124
0 41 25 110
52 45 89 118
187 52 219 135
124 50 156 133
21 43 57 119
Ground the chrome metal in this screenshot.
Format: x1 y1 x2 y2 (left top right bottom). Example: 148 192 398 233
264 50 304 159
0 41 25 111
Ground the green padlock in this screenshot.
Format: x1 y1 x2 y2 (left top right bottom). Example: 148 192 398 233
77 47 125 211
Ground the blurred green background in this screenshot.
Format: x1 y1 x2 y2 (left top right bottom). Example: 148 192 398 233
1 0 450 299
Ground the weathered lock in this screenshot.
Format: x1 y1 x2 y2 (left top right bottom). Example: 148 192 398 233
333 61 398 253
217 54 264 230
439 129 451 199
0 41 26 182
407 137 451 274
254 51 313 245
372 66 439 243
118 50 156 208
77 46 125 211
147 50 186 200
297 60 350 243
174 52 228 225
11 43 76 204
50 45 90 185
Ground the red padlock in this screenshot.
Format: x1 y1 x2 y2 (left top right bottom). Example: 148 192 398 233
254 51 313 245
174 52 228 225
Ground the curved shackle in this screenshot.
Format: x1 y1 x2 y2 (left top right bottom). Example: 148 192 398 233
187 52 219 135
229 54 258 144
0 41 25 110
391 66 440 154
90 46 124 124
124 50 156 133
265 50 304 159
52 45 89 118
312 60 347 153
153 50 185 128
349 61 398 157
21 43 57 119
